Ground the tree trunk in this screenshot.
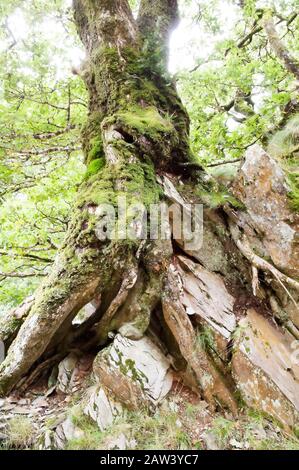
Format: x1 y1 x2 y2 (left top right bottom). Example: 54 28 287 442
0 0 191 396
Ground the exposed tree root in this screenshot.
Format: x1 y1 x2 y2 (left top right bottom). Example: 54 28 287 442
0 295 34 346
0 265 101 396
228 219 299 306
91 263 139 346
17 353 64 394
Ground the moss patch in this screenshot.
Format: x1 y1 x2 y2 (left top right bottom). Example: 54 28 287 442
286 162 299 211
116 106 174 137
84 158 105 181
87 137 104 164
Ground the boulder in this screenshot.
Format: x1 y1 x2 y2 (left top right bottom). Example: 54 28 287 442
56 353 79 394
232 309 299 429
93 335 173 408
177 256 236 340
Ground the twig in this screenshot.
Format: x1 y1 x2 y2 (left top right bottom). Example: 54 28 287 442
206 158 242 168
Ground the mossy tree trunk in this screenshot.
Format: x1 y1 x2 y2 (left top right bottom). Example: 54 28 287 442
0 0 193 396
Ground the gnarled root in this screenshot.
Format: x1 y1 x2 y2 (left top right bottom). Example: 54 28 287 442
0 295 34 346
0 261 101 396
228 219 299 309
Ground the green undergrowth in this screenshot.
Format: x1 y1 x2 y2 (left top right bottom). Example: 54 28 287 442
1 416 35 450
285 160 299 212
65 400 299 451
197 184 244 209
66 403 195 451
209 410 299 450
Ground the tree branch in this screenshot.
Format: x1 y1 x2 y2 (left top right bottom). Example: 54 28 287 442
0 270 47 279
33 124 76 140
263 13 299 80
0 250 53 264
4 145 81 157
73 0 138 53
137 0 179 64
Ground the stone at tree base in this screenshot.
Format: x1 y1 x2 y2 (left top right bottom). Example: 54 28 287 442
72 302 97 325
174 255 237 366
60 415 85 442
232 144 299 279
232 309 299 429
56 353 78 394
162 262 238 414
84 385 123 431
106 433 128 450
93 334 173 409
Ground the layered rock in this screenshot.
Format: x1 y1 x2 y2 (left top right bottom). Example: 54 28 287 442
232 309 299 429
93 335 173 409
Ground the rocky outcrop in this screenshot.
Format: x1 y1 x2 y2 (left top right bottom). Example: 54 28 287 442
177 256 236 340
232 144 299 279
93 335 173 409
232 309 299 429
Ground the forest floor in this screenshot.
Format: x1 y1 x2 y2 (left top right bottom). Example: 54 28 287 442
0 355 298 451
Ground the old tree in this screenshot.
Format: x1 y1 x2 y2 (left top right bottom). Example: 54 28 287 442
0 0 299 441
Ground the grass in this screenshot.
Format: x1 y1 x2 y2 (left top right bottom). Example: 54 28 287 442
125 408 191 450
66 404 106 450
65 403 193 451
5 416 35 449
64 397 299 451
196 326 215 353
210 417 235 447
208 410 299 450
3 399 299 450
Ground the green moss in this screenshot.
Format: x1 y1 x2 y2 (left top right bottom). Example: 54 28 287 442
286 167 299 211
87 137 104 163
0 315 23 342
84 158 105 180
109 346 148 389
80 44 191 169
116 106 174 137
77 156 160 210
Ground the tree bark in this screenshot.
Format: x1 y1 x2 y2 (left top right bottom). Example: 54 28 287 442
263 12 299 81
0 0 191 396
